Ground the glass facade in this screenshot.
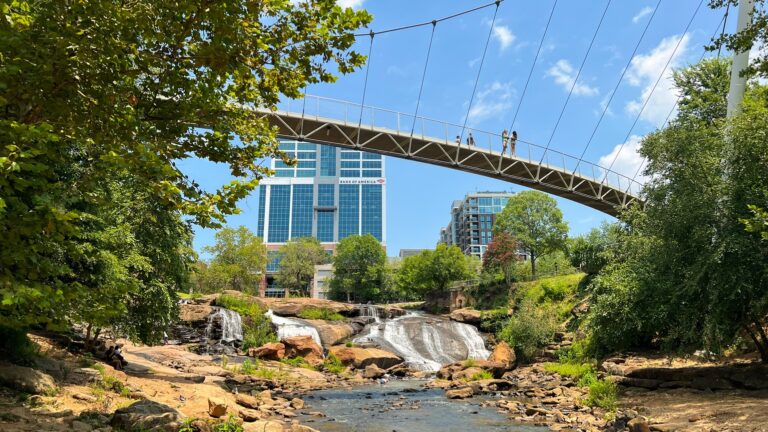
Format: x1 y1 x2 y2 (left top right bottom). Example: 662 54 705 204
257 185 266 238
267 185 290 242
291 184 313 238
361 184 383 241
440 192 514 259
338 184 359 240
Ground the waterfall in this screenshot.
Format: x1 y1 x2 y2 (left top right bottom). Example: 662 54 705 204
358 304 381 322
265 310 323 347
353 312 490 372
206 306 244 343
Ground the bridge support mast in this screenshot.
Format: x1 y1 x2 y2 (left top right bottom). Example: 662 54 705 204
726 0 756 117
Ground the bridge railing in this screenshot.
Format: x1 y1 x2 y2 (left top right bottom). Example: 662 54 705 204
277 95 644 197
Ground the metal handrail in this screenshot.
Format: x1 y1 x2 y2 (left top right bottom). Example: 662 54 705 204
276 95 644 197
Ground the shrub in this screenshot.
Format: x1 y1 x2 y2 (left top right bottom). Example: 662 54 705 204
543 362 593 380
212 416 244 432
322 353 345 374
240 359 257 375
216 294 276 350
297 307 344 321
462 359 477 368
469 370 493 381
345 341 355 348
498 299 558 363
280 357 315 370
0 326 39 365
584 379 618 410
479 309 510 334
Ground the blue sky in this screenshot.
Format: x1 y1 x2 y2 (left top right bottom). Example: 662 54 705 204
181 0 733 258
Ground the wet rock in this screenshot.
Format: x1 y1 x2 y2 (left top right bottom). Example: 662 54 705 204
282 336 323 365
249 343 286 361
207 398 228 418
487 341 516 369
0 364 57 395
110 400 181 432
448 308 482 325
328 346 404 369
445 386 474 399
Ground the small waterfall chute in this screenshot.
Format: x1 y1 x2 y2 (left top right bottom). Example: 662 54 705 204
205 306 244 343
358 304 381 323
266 310 323 347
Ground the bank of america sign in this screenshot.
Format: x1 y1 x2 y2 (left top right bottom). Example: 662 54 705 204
338 178 386 185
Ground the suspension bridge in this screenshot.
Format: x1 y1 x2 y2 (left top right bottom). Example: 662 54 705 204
264 0 730 216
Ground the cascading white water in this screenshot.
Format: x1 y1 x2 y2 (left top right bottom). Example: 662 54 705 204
358 304 381 323
265 310 323 347
206 307 244 342
353 312 490 372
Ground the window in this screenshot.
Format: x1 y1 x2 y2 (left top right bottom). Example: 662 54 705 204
363 152 381 160
267 251 282 272
362 161 381 168
291 184 313 238
341 151 360 160
267 185 290 242
317 211 334 242
257 185 266 238
317 184 335 207
339 184 359 239
341 161 360 169
320 145 336 176
340 169 360 177
361 170 381 177
361 184 382 241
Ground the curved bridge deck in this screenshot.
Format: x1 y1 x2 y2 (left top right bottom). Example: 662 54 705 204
263 95 642 216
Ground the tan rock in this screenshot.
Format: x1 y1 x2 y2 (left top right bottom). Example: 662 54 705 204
451 367 485 381
628 418 651 432
290 398 304 410
243 420 285 432
236 394 261 409
487 341 516 369
290 422 321 432
0 364 57 395
282 336 323 365
328 346 403 369
445 386 474 399
249 343 286 361
208 398 228 418
179 303 213 322
259 389 273 401
362 364 385 379
72 392 98 402
238 408 263 422
448 308 482 324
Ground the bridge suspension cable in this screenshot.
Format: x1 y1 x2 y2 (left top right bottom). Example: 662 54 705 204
572 0 663 175
409 20 438 150
356 32 375 145
352 0 504 37
505 0 559 137
539 0 613 165
603 0 705 180
458 0 502 158
628 9 730 188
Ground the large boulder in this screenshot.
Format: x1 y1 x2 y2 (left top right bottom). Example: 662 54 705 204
487 341 516 369
448 308 482 325
362 364 385 379
328 346 403 369
0 364 57 395
249 343 286 361
281 336 323 365
304 320 357 346
110 400 181 431
437 360 507 380
208 398 228 418
445 386 474 399
243 420 285 432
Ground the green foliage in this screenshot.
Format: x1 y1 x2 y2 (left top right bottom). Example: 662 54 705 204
743 205 768 241
345 341 355 347
462 359 477 368
0 0 369 337
396 244 476 298
482 231 522 285
543 362 593 381
328 235 387 303
494 191 569 279
276 237 330 297
216 294 276 350
586 58 768 361
479 309 510 334
297 307 344 321
211 416 244 432
240 359 257 375
469 370 493 381
567 223 618 275
513 273 585 320
0 326 39 365
584 379 618 410
498 298 558 363
280 357 315 370
202 227 267 294
708 0 768 79
322 353 346 375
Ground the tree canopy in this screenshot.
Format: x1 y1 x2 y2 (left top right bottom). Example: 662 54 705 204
397 244 476 297
494 191 568 279
328 235 386 303
202 226 266 294
0 0 370 341
276 237 329 297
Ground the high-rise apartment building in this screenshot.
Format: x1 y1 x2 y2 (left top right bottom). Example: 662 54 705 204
257 139 386 295
439 191 514 259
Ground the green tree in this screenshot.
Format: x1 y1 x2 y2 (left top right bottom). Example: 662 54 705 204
494 191 569 279
567 223 617 275
203 226 266 294
587 58 768 361
482 232 521 285
708 0 768 79
329 235 386 303
397 244 476 298
0 1 369 332
276 237 329 297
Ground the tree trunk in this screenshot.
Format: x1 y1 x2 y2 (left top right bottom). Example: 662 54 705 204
84 323 93 351
751 316 768 363
530 250 537 280
346 290 351 303
744 324 768 363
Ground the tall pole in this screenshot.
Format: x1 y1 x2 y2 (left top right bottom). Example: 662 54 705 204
726 0 756 117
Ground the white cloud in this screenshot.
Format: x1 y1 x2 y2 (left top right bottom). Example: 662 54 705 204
493 25 516 51
598 135 649 190
465 81 515 124
337 0 365 8
624 34 690 126
468 57 481 69
386 65 407 77
547 59 599 96
632 6 654 24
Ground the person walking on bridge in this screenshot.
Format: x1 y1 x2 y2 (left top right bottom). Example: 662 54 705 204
501 129 509 155
510 130 518 156
466 132 475 147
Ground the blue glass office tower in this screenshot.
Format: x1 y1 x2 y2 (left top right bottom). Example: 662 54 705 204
257 140 386 293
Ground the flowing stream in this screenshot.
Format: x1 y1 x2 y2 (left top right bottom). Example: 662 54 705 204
266 310 323 347
353 312 491 371
205 307 244 343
